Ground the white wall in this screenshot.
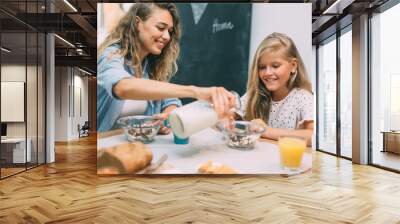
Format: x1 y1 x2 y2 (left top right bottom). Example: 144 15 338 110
72 73 89 138
54 66 69 141
54 67 89 141
1 82 25 122
1 65 26 82
74 74 89 123
249 3 312 79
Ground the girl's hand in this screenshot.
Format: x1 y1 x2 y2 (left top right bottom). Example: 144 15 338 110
251 119 268 130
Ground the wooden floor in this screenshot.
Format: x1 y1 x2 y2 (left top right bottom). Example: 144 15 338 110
1 163 45 178
1 135 400 223
1 167 25 178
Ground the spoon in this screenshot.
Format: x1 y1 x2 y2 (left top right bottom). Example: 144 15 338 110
230 91 244 120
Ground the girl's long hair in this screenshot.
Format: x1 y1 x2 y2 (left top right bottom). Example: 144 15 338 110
244 32 312 123
98 3 181 81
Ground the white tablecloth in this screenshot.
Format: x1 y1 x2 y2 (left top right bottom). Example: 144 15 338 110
98 128 312 175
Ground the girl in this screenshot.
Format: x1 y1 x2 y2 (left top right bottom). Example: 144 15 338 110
241 32 314 146
97 3 235 132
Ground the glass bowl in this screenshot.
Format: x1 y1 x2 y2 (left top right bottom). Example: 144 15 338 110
117 115 162 143
218 120 265 149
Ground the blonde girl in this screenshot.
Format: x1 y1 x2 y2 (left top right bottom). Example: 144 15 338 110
241 32 313 145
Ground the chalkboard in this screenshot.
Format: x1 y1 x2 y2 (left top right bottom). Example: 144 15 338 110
171 4 252 104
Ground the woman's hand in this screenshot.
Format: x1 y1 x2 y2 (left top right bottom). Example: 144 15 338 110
158 124 171 135
193 87 237 118
153 113 171 135
153 105 178 135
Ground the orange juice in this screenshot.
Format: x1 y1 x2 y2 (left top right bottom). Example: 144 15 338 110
278 137 307 169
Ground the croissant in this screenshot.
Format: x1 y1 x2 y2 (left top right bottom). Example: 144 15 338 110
198 160 237 174
98 142 153 174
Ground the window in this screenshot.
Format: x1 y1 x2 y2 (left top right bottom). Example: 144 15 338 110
317 35 337 154
0 0 47 179
339 27 352 158
371 2 400 171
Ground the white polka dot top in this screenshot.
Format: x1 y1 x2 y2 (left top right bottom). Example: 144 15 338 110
240 88 314 129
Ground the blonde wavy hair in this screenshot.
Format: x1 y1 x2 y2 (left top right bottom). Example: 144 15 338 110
98 3 181 81
244 32 312 123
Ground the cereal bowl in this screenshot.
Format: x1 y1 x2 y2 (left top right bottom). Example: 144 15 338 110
219 121 265 149
117 115 162 143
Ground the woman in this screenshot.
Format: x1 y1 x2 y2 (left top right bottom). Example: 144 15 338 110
241 32 314 145
97 3 235 132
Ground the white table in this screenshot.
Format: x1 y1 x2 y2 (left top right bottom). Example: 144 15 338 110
98 128 312 175
1 138 31 163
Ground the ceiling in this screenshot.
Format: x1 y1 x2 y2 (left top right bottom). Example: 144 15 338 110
0 0 393 75
310 0 390 43
0 0 96 74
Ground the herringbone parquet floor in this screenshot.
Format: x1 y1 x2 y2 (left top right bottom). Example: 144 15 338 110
1 134 400 223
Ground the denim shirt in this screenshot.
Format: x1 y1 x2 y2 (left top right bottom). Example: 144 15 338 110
97 44 182 132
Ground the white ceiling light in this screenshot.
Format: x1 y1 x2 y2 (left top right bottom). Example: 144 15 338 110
1 47 11 53
323 0 355 15
63 0 78 12
78 67 93 76
54 34 75 48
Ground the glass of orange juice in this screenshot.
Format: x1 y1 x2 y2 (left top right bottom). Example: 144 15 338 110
278 136 307 171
